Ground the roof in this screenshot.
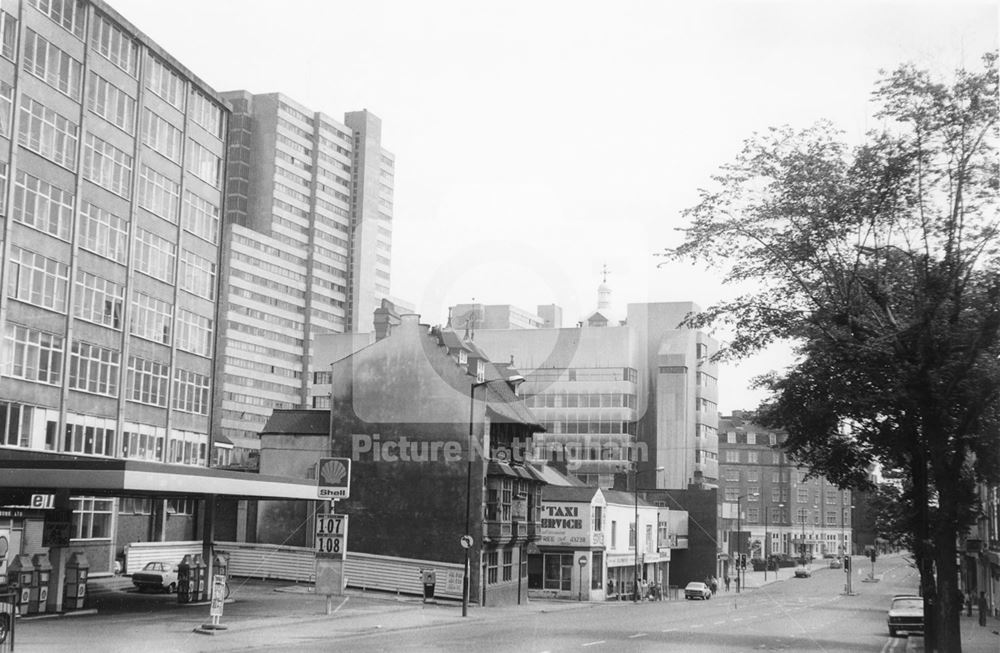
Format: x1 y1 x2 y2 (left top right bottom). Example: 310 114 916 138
0 449 317 500
532 463 586 486
602 488 655 508
260 409 330 436
542 486 600 502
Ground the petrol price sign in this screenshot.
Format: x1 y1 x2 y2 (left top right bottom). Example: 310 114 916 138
316 514 348 558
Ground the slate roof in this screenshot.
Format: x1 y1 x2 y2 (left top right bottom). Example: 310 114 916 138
602 488 655 507
542 485 600 502
260 409 330 436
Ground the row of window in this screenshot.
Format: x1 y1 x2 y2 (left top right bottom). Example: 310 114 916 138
523 393 638 409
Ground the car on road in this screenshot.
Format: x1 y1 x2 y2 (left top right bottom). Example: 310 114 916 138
131 561 179 593
828 558 843 569
887 595 924 637
684 581 712 600
793 566 812 578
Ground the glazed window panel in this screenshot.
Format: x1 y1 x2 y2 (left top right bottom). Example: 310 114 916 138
175 309 212 357
186 139 221 187
133 228 176 280
78 202 129 263
90 13 137 76
1 323 64 384
130 291 173 344
181 191 220 243
18 95 78 169
28 0 85 39
82 132 133 196
189 89 224 139
179 249 215 300
87 72 135 134
0 80 13 136
0 11 17 61
6 245 69 311
172 367 209 415
23 29 82 99
68 340 119 396
12 169 75 239
138 165 180 221
141 109 182 163
71 497 114 538
145 54 185 110
73 270 124 329
126 355 169 407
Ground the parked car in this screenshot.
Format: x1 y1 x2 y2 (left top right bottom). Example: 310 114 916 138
887 595 924 637
793 566 812 578
132 561 179 593
684 581 712 600
828 558 843 569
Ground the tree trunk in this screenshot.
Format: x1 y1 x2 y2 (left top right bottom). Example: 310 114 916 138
932 512 963 652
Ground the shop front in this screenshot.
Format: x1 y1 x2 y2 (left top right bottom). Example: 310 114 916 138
528 486 607 601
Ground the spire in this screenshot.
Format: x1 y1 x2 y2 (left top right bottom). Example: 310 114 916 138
597 264 611 311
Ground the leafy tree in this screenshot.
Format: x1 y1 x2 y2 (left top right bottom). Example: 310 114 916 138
665 54 999 653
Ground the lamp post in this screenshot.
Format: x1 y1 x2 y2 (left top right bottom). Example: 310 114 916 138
736 492 757 593
764 502 784 582
632 465 664 602
800 504 817 565
463 380 488 618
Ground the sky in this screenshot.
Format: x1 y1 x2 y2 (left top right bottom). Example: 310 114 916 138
111 0 998 412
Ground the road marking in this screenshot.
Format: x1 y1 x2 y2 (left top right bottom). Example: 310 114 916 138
691 624 703 629
713 620 726 625
662 628 677 633
628 633 647 639
732 617 744 622
582 641 606 648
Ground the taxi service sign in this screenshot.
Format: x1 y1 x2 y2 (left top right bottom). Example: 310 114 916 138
316 514 348 557
317 458 351 500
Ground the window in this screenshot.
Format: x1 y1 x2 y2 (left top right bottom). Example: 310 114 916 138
746 470 759 482
724 487 740 501
134 228 176 280
502 549 513 582
173 368 209 415
74 271 124 329
145 55 185 110
826 511 837 526
189 89 223 139
78 202 129 263
18 95 78 169
182 191 220 243
187 139 221 187
167 497 196 514
542 553 572 590
122 422 165 461
0 401 57 448
797 487 810 502
658 520 670 547
747 507 759 522
748 486 760 500
747 451 759 463
23 29 82 99
486 551 499 584
0 11 17 61
179 249 215 299
593 506 603 531
90 13 137 76
2 323 63 384
126 356 169 407
141 109 182 162
64 416 115 455
138 165 180 220
71 497 114 539
83 133 132 196
28 0 85 39
176 310 212 357
130 292 172 344
796 508 809 524
68 340 119 396
725 450 739 463
629 521 636 548
6 245 69 311
167 430 207 466
611 520 617 548
0 80 13 136
88 72 135 133
119 497 152 515
724 468 739 482
12 170 74 240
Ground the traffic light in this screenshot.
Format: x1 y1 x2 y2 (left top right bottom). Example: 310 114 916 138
740 554 747 569
844 556 850 572
870 550 877 563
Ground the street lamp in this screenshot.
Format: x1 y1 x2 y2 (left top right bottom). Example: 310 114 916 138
736 492 757 593
632 465 664 602
463 380 488 618
800 504 817 565
764 502 784 582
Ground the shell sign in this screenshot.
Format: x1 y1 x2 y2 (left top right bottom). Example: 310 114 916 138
317 458 352 499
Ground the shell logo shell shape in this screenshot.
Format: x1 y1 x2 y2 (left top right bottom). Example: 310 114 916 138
321 459 349 485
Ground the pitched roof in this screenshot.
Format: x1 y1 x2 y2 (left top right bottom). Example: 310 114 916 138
260 409 330 436
542 485 600 502
602 489 655 507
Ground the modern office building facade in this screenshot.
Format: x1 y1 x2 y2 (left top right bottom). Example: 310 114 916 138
215 91 394 464
0 0 229 568
469 300 719 490
718 411 852 569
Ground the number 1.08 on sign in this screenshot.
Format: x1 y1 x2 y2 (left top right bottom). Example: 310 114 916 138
316 514 347 557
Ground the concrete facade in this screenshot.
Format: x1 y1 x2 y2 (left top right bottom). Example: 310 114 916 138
214 91 394 464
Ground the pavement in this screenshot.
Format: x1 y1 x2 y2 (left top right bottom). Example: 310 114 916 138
904 612 1000 653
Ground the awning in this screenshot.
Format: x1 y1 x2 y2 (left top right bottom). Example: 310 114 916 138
0 449 318 500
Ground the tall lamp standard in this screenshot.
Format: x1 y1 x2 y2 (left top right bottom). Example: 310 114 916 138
736 492 757 593
799 504 817 565
632 465 664 602
463 380 488 618
764 502 784 582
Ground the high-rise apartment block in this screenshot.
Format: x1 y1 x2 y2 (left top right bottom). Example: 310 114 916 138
215 92 394 463
0 0 228 467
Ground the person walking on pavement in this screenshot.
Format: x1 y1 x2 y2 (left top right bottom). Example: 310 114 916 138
979 591 989 627
724 575 731 592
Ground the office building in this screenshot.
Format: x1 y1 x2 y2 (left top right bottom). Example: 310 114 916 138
718 411 852 572
215 91 394 464
467 286 719 490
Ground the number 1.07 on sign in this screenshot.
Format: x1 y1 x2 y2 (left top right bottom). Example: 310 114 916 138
316 514 347 557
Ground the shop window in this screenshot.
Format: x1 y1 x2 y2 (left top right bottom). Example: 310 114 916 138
543 553 573 590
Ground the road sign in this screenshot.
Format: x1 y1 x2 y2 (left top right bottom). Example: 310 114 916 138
317 458 351 499
460 535 473 549
210 575 226 617
316 514 348 558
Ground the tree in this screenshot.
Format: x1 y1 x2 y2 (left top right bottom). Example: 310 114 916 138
665 54 999 653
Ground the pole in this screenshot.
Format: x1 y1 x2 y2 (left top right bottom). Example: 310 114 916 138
737 496 742 594
633 464 639 602
462 383 475 618
764 503 768 582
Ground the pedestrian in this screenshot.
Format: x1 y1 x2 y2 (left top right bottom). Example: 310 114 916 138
979 591 989 627
735 574 741 592
725 575 731 592
709 576 718 594
967 590 974 617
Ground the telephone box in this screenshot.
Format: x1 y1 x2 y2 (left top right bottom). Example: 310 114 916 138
177 555 193 603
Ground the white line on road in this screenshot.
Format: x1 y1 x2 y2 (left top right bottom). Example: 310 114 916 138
582 641 606 648
732 617 743 622
713 620 726 625
662 628 677 633
628 633 647 639
691 624 704 629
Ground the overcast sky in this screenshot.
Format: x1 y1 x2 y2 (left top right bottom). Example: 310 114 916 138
112 0 998 412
